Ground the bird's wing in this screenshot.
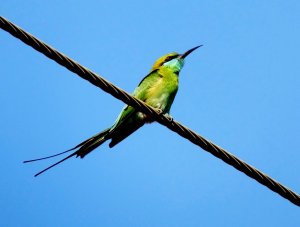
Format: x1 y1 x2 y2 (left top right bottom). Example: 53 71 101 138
110 69 161 130
133 69 160 99
108 70 162 146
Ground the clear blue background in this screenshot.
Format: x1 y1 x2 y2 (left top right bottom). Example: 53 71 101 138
1 1 300 226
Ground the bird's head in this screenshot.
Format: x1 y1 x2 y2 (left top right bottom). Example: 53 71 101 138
151 45 202 72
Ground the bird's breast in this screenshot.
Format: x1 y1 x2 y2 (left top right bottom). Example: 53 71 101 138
145 74 178 112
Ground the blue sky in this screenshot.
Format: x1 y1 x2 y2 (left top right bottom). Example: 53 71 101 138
1 1 300 226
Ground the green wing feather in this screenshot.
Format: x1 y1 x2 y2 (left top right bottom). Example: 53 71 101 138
108 70 162 147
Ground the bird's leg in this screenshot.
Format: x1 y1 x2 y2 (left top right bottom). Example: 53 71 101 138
163 113 173 122
154 108 173 122
155 108 163 115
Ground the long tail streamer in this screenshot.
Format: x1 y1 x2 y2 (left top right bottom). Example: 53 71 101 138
1 16 299 206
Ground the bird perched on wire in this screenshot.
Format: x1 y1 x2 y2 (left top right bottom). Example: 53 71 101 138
24 45 202 176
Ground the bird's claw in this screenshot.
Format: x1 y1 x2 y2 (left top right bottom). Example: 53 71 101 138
155 108 173 122
163 113 173 122
155 108 163 115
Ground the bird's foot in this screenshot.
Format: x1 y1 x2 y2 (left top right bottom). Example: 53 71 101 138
155 108 163 115
163 113 173 122
154 108 173 122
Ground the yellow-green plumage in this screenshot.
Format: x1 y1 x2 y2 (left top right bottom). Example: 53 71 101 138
25 46 201 176
107 53 180 148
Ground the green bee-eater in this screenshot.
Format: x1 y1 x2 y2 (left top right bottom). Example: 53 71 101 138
25 45 201 176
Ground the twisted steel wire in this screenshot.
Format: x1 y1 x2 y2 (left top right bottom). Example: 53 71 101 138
1 16 299 206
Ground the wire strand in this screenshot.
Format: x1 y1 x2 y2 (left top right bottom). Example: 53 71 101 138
1 16 299 207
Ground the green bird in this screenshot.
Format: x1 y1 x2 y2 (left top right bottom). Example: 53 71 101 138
24 45 201 176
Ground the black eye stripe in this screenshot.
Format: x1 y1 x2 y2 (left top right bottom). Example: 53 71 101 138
164 55 179 63
158 54 179 67
165 56 172 61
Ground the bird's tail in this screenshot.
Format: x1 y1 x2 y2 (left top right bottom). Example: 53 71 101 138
24 128 111 177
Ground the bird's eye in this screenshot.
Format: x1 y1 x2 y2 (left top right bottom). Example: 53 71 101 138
165 56 174 62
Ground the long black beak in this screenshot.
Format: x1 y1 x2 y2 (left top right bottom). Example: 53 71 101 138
180 45 203 59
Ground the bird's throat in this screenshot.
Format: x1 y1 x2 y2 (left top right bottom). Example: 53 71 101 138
163 59 184 72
